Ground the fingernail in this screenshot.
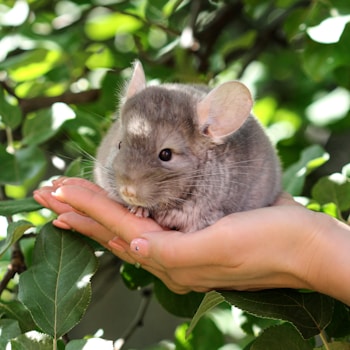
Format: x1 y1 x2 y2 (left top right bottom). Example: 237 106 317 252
108 237 126 253
130 238 149 257
33 192 48 207
53 219 71 230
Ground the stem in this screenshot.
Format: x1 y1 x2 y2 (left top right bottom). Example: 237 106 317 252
113 288 153 350
5 126 14 153
319 330 331 350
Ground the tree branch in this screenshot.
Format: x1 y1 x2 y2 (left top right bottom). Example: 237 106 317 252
235 0 312 78
195 2 245 72
19 89 100 115
0 242 26 297
113 288 153 350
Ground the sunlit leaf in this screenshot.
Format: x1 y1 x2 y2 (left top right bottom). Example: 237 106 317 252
311 173 350 212
342 163 350 178
7 331 54 350
18 224 98 338
283 145 329 195
85 12 143 41
187 291 225 336
306 87 350 127
86 44 115 69
1 49 61 82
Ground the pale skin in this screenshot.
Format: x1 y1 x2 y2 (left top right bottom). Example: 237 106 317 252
33 177 350 305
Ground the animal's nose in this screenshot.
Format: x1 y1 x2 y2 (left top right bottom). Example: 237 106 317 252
120 184 137 199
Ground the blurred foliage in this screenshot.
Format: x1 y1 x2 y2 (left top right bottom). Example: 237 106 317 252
1 0 350 349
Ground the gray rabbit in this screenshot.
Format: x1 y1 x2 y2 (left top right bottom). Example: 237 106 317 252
94 62 281 232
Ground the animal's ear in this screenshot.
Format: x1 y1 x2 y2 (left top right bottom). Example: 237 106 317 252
196 81 253 141
125 60 146 99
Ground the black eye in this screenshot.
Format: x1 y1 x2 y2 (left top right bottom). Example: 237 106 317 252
159 148 172 161
118 141 122 149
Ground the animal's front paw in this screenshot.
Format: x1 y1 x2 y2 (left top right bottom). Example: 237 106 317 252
129 206 150 218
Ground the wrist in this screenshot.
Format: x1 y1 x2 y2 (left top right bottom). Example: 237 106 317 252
294 211 350 305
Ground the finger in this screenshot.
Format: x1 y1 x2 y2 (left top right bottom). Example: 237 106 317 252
33 189 75 214
109 236 195 294
54 177 107 194
56 211 116 244
53 185 163 242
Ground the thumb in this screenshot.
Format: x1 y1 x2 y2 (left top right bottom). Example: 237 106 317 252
129 228 223 268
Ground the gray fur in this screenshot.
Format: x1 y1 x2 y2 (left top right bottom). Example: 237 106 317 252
94 63 281 233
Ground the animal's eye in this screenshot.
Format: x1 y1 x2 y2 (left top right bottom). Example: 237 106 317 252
118 141 122 149
159 148 172 161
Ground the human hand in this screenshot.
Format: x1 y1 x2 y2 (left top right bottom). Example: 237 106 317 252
34 178 350 304
33 177 164 265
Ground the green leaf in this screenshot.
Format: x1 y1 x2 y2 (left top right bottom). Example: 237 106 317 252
303 24 350 81
0 88 22 129
312 173 350 212
191 317 225 350
22 103 76 146
221 289 334 339
120 262 154 290
250 323 313 350
0 319 22 349
0 144 16 184
1 49 61 82
325 300 350 338
282 145 329 195
0 145 47 186
318 342 350 350
0 300 38 332
7 331 54 350
0 220 33 258
0 197 43 216
85 12 143 40
342 163 350 178
187 291 225 336
153 278 204 318
18 224 98 338
64 157 84 177
65 338 114 350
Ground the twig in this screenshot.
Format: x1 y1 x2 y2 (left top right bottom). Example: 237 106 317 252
0 242 27 297
236 0 311 78
113 288 153 350
1 80 18 98
319 330 331 350
19 89 100 115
